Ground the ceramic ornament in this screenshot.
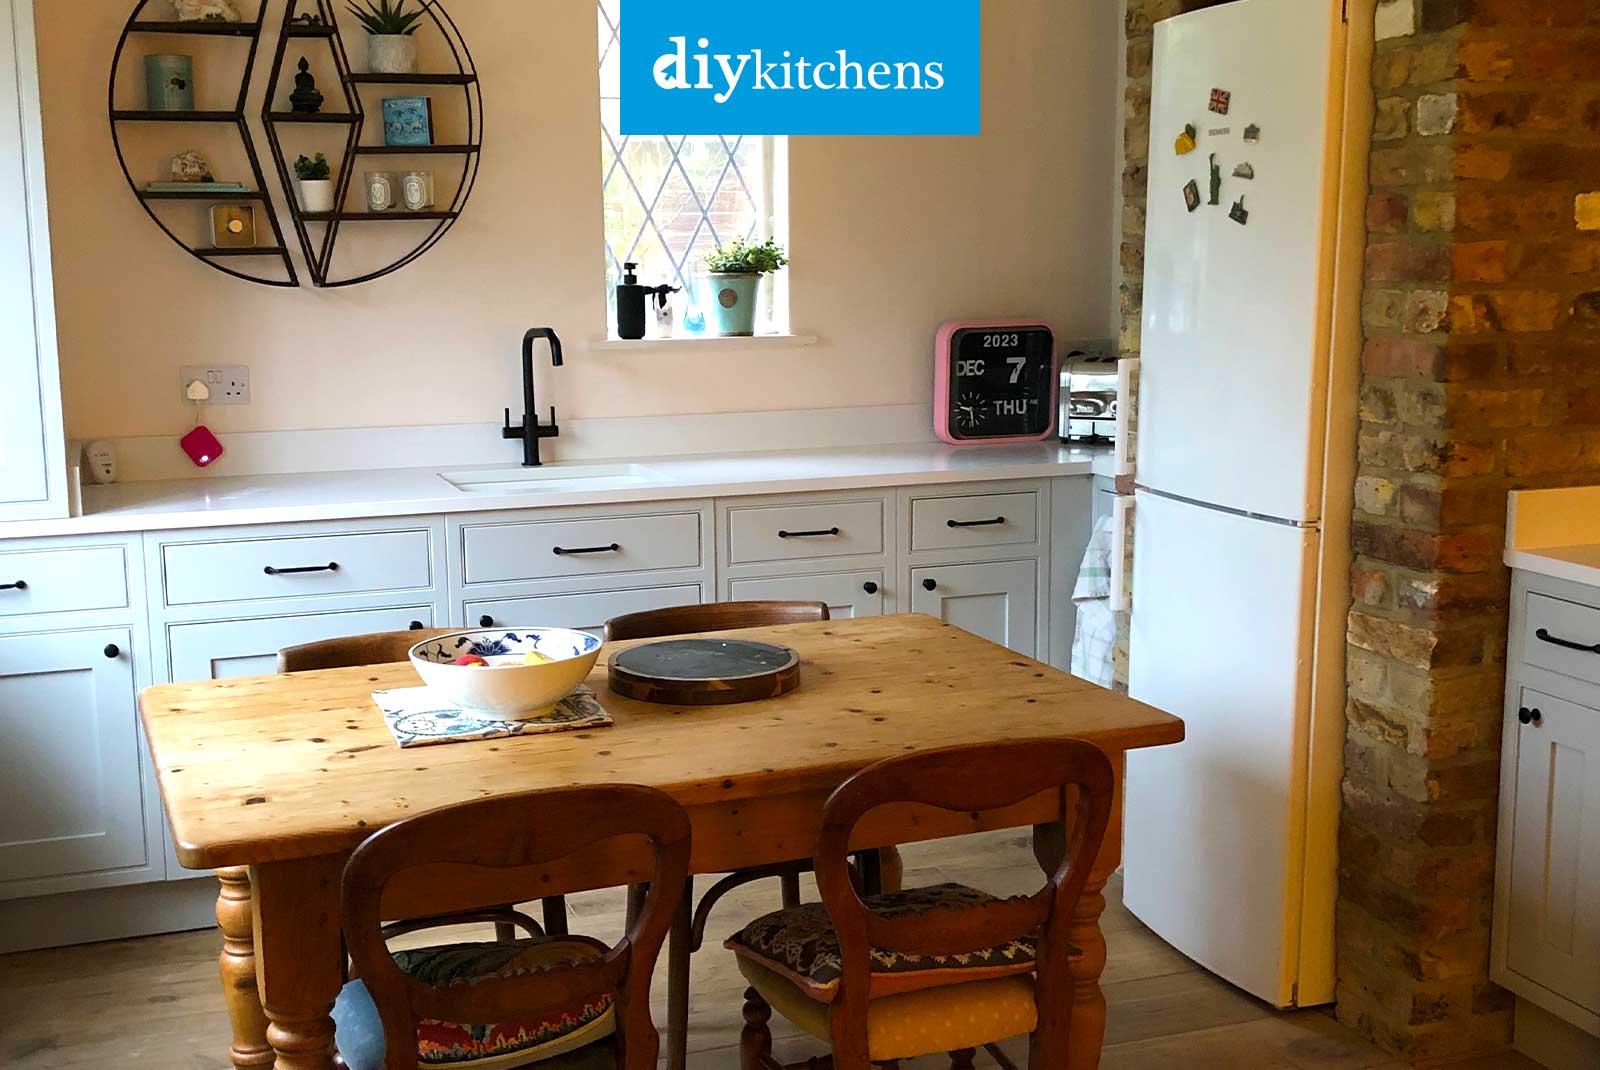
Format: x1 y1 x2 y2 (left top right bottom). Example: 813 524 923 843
1183 179 1201 213
1209 88 1231 115
1230 196 1249 225
1244 123 1261 143
1209 155 1222 206
1175 124 1198 155
1233 162 1255 180
170 149 214 183
172 0 242 21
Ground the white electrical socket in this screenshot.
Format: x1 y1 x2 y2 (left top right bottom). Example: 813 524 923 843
180 365 251 405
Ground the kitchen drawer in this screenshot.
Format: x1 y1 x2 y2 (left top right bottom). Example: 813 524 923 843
727 499 885 564
166 605 437 683
162 530 433 607
468 584 701 635
910 492 1039 552
1523 592 1600 687
462 513 701 584
730 571 884 620
0 545 129 617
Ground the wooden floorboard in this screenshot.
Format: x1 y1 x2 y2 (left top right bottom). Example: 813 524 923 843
0 831 1537 1069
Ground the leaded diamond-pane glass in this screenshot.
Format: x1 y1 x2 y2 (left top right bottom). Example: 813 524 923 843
598 0 781 330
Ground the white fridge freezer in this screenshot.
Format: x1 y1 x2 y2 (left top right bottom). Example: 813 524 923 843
1123 0 1371 1008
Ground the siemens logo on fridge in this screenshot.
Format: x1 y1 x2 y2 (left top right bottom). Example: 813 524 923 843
621 1 980 136
653 39 947 104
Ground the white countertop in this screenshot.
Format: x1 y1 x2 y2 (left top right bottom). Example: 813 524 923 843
1506 485 1600 588
3 442 1111 539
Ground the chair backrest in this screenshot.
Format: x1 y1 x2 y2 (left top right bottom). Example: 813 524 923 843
602 600 829 642
276 629 457 674
341 785 691 1070
811 740 1114 1066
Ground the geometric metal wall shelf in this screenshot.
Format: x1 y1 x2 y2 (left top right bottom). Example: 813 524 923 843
108 0 480 288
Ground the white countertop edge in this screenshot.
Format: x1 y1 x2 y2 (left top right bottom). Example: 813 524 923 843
1 443 1108 539
1506 546 1600 590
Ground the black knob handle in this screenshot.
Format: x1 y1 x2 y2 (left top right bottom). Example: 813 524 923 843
479 615 494 628
862 581 879 595
1519 707 1543 726
104 644 121 659
922 578 938 592
409 621 424 631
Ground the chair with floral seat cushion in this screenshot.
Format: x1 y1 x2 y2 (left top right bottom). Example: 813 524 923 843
337 784 691 1070
728 739 1114 1070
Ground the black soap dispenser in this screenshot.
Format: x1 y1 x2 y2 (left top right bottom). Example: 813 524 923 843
616 262 648 340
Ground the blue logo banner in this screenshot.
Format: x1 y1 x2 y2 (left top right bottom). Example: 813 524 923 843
620 0 982 136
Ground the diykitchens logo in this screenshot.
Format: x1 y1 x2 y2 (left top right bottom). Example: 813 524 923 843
620 0 980 136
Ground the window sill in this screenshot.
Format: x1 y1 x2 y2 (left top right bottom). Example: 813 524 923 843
588 332 819 353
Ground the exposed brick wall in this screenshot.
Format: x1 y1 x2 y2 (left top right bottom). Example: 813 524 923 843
1340 0 1600 1060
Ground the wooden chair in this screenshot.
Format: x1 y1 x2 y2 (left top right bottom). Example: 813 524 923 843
336 784 691 1070
275 628 456 674
275 628 562 941
728 739 1114 1070
602 600 831 642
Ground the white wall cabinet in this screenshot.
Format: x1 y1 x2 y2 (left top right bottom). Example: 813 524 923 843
1495 570 1600 1040
0 0 66 522
910 560 1039 657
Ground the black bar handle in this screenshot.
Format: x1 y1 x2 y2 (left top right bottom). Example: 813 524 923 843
947 516 1006 528
1518 707 1543 726
1535 627 1600 655
778 527 841 539
0 580 25 592
264 562 340 576
552 543 621 556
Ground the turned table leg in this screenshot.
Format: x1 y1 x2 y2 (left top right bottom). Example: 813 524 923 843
666 875 694 1070
217 867 274 1070
253 857 347 1070
1034 753 1124 1069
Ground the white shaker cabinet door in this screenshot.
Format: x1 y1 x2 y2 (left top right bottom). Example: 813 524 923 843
1505 689 1600 1017
909 560 1037 657
165 606 437 683
729 571 885 620
0 0 65 520
0 629 151 895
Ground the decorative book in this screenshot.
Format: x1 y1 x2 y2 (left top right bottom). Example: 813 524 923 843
382 96 434 147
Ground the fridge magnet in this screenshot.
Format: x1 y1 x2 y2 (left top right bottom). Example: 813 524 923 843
1183 179 1202 213
1244 123 1261 143
1233 162 1255 180
1209 88 1231 115
1229 196 1249 225
1174 124 1198 156
1208 155 1222 205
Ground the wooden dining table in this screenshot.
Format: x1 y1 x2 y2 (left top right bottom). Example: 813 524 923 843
139 614 1184 1070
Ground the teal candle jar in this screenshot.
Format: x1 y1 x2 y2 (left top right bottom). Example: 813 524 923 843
145 54 195 112
702 273 763 337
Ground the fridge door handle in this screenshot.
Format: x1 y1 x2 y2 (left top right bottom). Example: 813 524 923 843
1110 495 1133 613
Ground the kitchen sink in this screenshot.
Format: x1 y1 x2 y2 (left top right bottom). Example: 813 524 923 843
440 463 659 494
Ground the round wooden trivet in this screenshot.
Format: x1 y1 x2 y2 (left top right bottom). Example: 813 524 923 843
608 639 800 706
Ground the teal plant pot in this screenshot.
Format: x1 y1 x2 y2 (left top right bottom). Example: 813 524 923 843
702 273 763 336
145 54 195 112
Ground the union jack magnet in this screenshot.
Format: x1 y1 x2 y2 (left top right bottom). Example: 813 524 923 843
1209 88 1231 115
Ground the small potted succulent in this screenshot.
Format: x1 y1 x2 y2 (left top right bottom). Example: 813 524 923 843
346 0 428 75
701 238 789 337
293 152 335 213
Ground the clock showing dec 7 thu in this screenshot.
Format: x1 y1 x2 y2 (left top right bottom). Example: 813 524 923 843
934 321 1059 445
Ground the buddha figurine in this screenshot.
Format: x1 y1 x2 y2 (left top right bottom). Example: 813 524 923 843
290 58 324 115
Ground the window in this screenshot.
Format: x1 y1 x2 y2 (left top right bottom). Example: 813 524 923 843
597 0 787 337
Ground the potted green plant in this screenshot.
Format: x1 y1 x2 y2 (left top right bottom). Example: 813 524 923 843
293 152 335 213
346 0 428 75
701 238 789 337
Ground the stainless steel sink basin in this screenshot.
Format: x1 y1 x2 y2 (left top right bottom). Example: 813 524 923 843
440 464 659 494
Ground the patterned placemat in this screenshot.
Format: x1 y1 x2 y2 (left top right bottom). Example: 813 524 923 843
373 685 614 748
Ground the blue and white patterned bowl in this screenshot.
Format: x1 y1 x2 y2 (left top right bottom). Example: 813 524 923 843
408 628 603 720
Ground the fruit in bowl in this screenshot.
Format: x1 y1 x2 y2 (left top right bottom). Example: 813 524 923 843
409 628 603 720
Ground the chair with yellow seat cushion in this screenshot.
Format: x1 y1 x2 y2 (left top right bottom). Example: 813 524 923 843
340 785 691 1070
728 739 1114 1070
